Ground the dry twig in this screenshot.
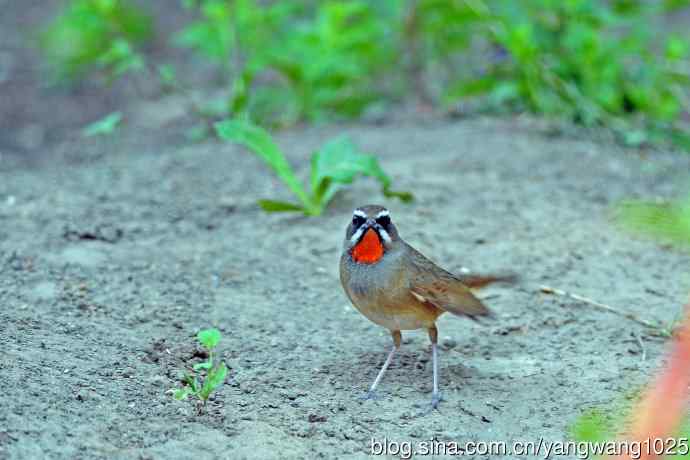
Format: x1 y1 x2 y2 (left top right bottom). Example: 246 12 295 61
539 285 665 333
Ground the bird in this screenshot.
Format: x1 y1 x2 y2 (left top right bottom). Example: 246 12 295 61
339 204 514 409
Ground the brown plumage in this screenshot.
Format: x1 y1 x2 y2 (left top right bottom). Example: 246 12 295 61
339 204 515 409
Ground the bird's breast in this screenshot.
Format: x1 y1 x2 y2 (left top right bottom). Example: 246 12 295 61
340 250 441 330
343 250 402 298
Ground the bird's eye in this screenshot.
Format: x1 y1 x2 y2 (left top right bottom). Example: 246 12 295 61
352 215 366 227
376 215 391 228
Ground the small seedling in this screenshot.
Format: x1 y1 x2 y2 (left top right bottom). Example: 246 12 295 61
214 119 412 216
82 111 123 137
172 328 228 406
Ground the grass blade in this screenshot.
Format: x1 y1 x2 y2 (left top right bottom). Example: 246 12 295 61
193 361 213 371
258 200 305 212
215 119 314 213
173 388 192 400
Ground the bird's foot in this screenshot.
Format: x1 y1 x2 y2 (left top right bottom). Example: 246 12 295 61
431 391 442 410
359 390 380 401
413 391 443 416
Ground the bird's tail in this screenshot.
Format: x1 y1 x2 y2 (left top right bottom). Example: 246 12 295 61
458 273 518 290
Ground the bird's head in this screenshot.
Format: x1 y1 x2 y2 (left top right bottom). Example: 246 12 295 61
343 204 399 264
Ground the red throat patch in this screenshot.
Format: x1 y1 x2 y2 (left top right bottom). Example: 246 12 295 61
352 228 384 264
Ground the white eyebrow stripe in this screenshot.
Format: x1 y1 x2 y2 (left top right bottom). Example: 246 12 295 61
353 209 367 218
375 210 390 218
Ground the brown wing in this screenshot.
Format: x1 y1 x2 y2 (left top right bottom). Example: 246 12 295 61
404 243 494 320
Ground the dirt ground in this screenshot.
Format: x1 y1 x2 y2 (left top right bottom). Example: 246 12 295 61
2 113 690 459
3 4 690 459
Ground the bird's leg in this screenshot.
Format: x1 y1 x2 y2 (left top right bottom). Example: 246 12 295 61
428 325 442 409
362 330 401 400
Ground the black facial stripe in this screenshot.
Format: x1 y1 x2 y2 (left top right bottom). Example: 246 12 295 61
375 215 391 228
352 215 366 228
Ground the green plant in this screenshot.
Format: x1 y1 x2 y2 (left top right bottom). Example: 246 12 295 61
176 0 293 69
39 0 690 152
175 0 297 123
402 0 484 102
175 0 396 125
440 0 690 148
39 0 152 83
616 193 690 247
175 0 233 69
172 328 228 405
588 193 690 453
82 111 123 137
570 402 690 457
215 119 412 215
270 1 396 121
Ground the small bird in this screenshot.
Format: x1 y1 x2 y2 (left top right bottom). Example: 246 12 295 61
339 204 514 409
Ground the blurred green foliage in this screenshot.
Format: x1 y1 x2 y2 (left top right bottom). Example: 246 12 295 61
617 193 690 248
39 0 690 149
40 0 151 82
569 408 617 443
175 0 395 124
450 0 690 148
270 1 395 121
570 392 690 457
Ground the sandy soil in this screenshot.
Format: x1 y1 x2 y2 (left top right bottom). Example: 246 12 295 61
2 116 690 459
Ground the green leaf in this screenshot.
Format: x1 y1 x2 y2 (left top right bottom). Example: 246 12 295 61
199 363 228 401
445 75 499 102
181 0 198 10
616 195 690 247
569 409 612 443
158 64 178 90
382 186 414 203
668 130 690 151
182 373 199 392
197 328 221 350
173 387 192 400
96 38 144 79
81 111 122 137
257 200 305 212
666 36 688 60
310 136 413 212
623 129 648 147
268 0 390 121
174 21 229 62
215 119 314 213
193 361 213 371
489 81 521 106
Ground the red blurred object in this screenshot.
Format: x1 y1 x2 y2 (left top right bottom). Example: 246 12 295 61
614 297 690 460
